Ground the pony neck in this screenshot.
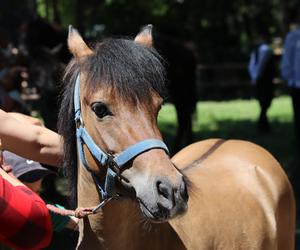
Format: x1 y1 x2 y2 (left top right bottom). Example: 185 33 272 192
76 160 142 249
76 161 105 249
76 162 186 250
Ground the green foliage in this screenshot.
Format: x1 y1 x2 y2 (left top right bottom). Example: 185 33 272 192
34 0 300 63
36 0 47 18
36 0 76 27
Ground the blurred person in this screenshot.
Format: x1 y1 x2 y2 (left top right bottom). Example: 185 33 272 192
0 86 14 112
0 109 60 249
0 67 27 113
0 111 81 249
281 14 300 165
248 33 276 134
2 151 79 249
0 28 29 114
2 151 57 193
0 150 52 249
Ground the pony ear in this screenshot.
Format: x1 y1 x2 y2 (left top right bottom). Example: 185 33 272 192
68 25 93 58
134 24 153 47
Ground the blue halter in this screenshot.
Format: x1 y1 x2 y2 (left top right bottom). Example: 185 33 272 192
74 74 169 209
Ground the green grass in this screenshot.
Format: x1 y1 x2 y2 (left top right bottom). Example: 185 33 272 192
158 95 296 174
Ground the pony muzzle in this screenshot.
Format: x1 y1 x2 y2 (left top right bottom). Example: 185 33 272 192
138 176 189 222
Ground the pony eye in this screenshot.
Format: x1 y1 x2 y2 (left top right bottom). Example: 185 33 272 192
91 102 112 119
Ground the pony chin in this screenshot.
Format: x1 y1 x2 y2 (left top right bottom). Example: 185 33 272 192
136 193 188 223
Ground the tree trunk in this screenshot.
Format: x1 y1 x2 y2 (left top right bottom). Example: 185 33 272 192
75 0 84 33
279 0 289 35
52 0 61 24
45 0 50 20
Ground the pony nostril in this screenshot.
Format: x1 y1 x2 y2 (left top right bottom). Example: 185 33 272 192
156 180 174 202
157 181 169 199
180 181 189 202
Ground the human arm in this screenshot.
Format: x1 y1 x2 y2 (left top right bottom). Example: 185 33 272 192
0 167 24 187
0 109 63 167
46 204 79 232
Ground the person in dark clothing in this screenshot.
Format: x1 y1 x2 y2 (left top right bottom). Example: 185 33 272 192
281 21 300 160
248 39 276 133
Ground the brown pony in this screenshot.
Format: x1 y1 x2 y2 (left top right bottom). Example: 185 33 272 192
58 26 295 250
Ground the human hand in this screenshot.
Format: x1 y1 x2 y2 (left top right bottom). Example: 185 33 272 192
46 204 94 219
46 204 80 231
1 163 13 176
0 156 15 178
0 142 15 177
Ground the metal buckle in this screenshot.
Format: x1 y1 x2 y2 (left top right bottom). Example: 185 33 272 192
75 116 84 128
106 155 120 175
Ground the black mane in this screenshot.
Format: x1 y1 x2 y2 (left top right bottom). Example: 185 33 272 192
57 38 167 206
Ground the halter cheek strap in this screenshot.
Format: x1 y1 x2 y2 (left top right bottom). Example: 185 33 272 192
74 74 169 209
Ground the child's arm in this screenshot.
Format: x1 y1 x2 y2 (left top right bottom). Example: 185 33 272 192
0 109 63 167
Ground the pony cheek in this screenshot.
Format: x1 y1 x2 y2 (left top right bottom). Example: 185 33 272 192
120 168 152 193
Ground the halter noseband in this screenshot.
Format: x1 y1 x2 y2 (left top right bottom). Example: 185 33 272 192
74 74 169 211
